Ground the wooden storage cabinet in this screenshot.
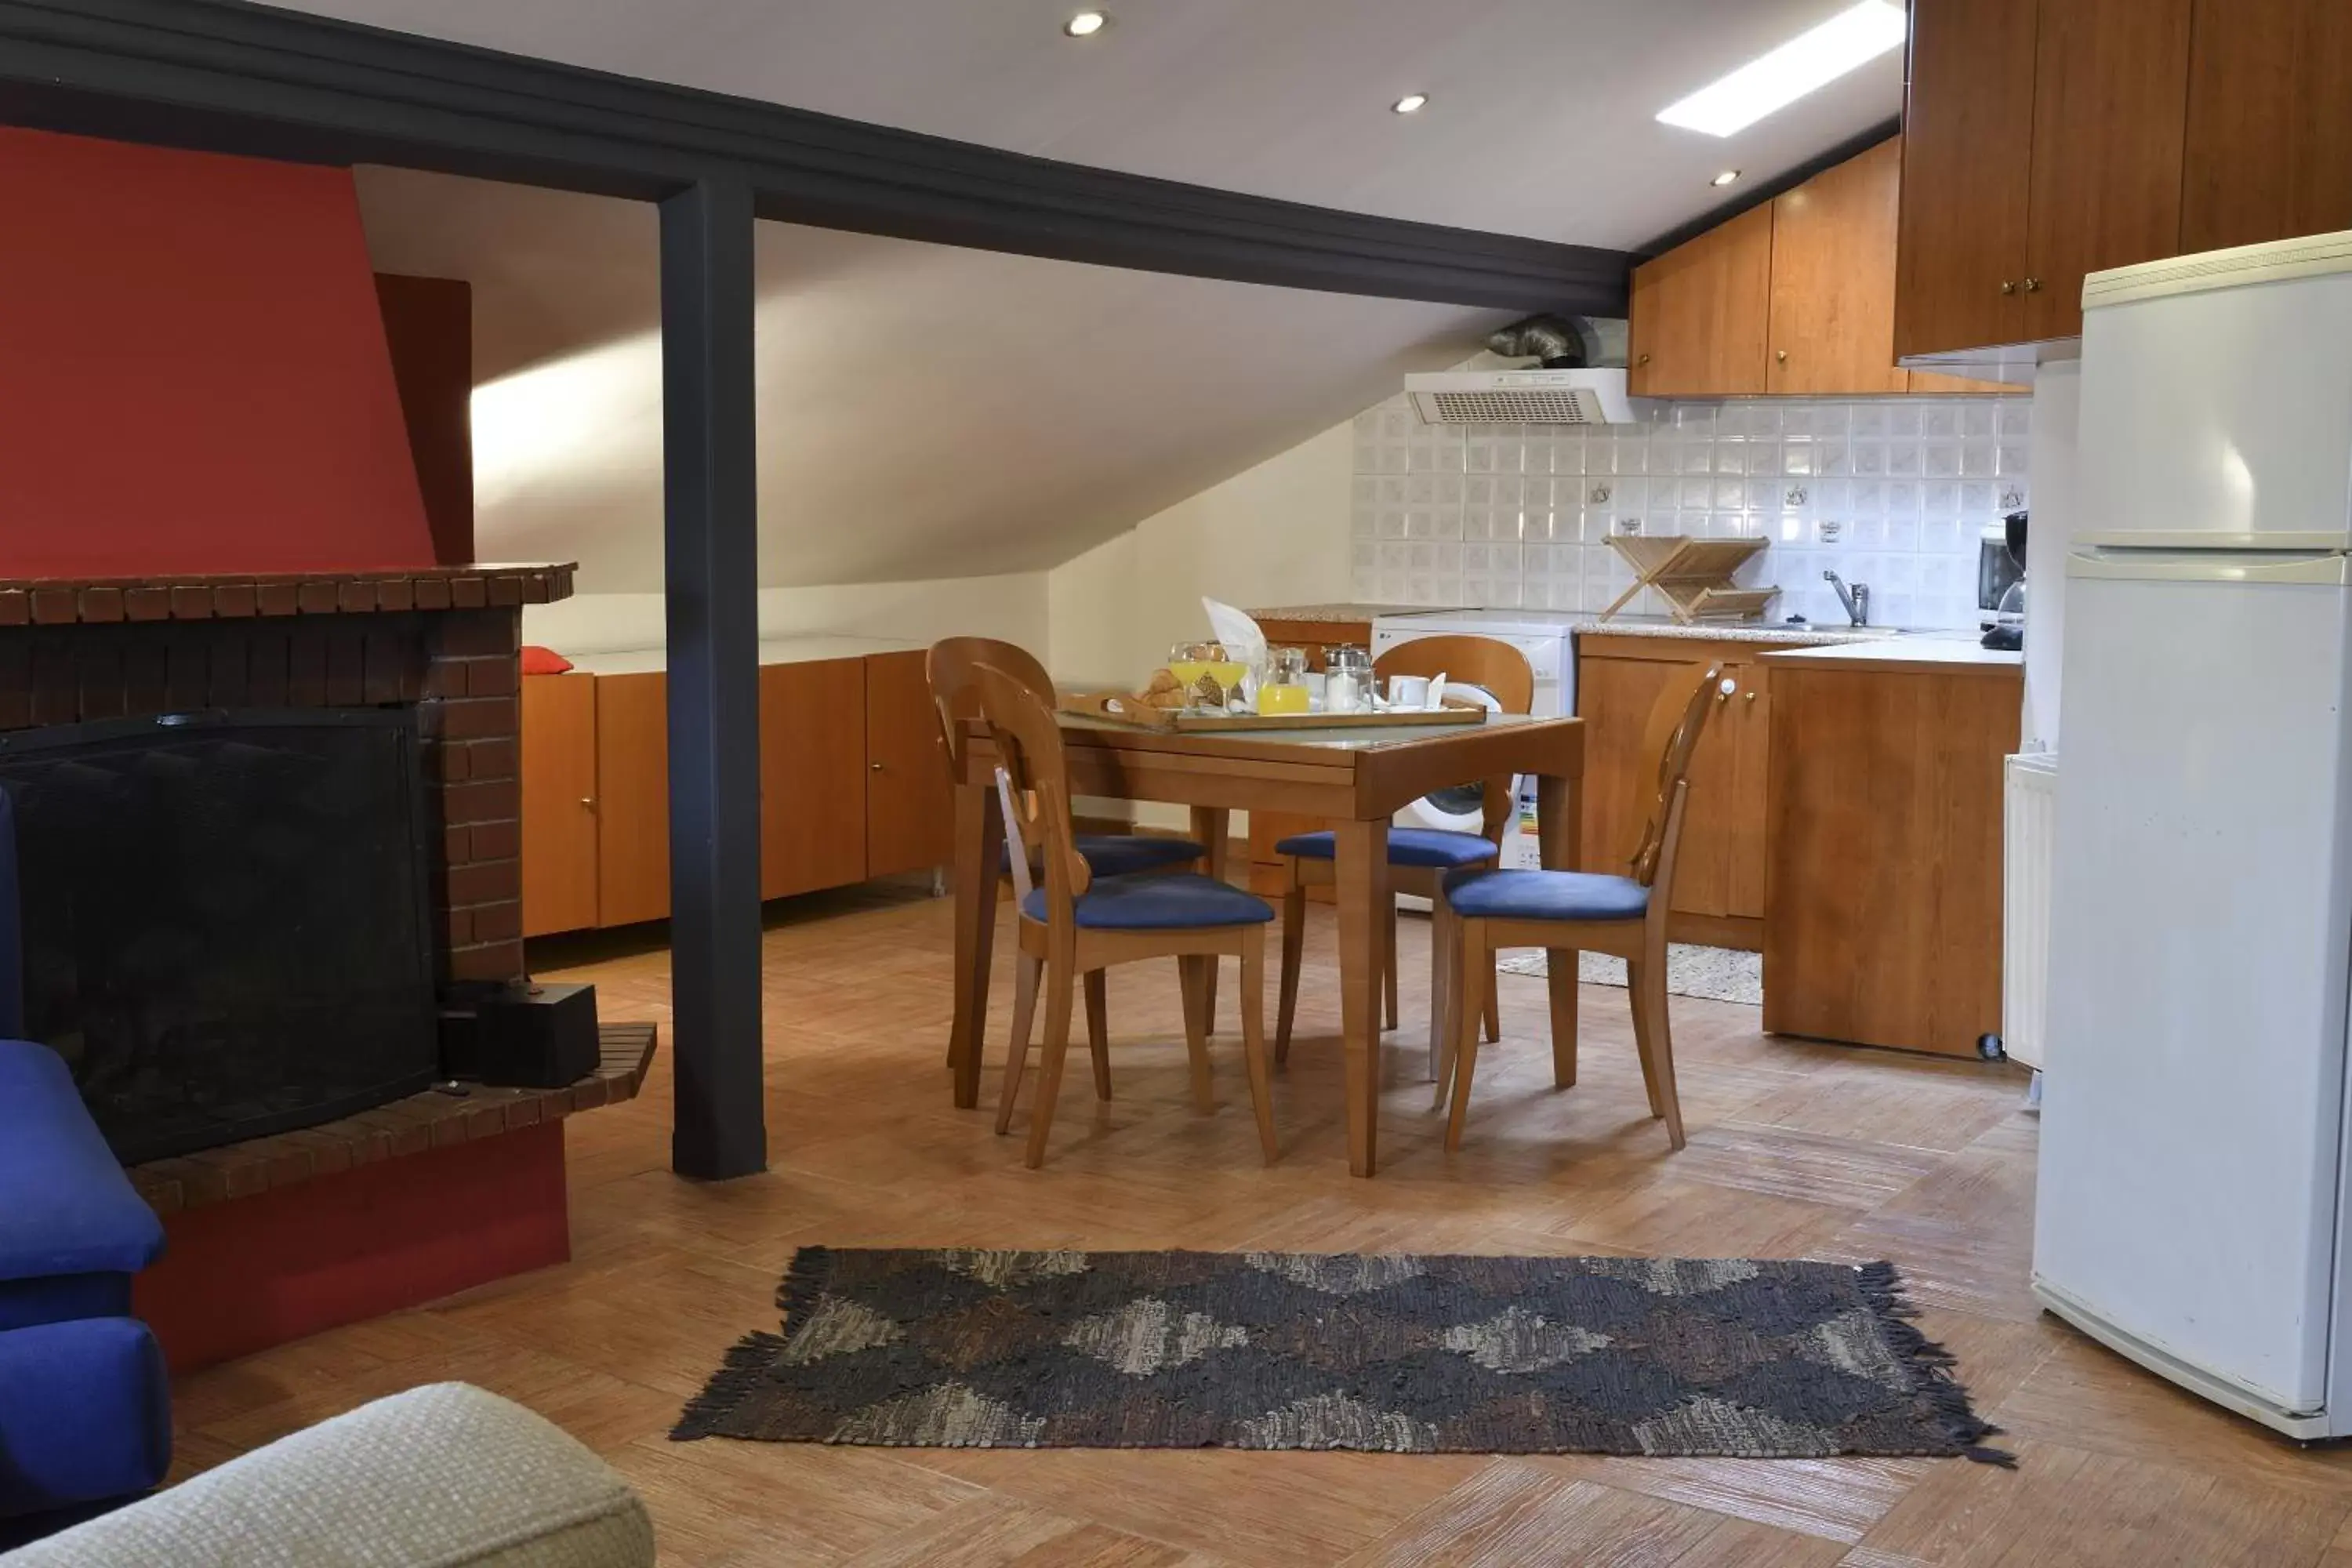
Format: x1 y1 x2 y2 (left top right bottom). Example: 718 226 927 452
1762 656 2021 1055
1574 636 1771 946
1632 138 2016 398
2179 0 2352 255
1897 0 2352 360
519 673 600 939
518 650 953 936
863 648 956 878
758 659 869 902
590 670 672 930
1628 205 1773 398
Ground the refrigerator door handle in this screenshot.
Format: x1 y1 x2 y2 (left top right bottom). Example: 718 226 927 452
2067 549 2352 586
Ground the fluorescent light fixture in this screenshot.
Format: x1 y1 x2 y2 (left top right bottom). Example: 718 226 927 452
1711 169 1742 187
1064 10 1106 37
1657 1 1906 137
1392 93 1429 114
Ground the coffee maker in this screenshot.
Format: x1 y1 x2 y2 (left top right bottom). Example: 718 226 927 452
1979 509 2027 651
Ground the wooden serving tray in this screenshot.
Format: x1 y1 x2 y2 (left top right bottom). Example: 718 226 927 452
1062 692 1488 733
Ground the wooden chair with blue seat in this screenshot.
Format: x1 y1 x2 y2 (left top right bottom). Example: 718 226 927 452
1272 633 1534 1079
970 662 1280 1170
1434 660 1733 1154
927 637 1207 1086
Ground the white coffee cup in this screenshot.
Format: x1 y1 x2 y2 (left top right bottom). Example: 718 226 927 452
1387 674 1432 710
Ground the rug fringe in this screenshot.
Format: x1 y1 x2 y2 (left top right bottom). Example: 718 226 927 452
670 1246 835 1442
1856 1260 2016 1467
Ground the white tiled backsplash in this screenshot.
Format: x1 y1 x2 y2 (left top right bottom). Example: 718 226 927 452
1349 394 2032 630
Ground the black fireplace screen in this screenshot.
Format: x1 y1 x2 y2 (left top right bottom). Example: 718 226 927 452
0 710 439 1164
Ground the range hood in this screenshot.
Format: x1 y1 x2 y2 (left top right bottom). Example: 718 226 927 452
1406 368 1639 426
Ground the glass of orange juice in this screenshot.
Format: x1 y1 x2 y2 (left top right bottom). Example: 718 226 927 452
1257 647 1310 716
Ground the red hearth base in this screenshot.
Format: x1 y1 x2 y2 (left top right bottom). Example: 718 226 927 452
133 1122 569 1374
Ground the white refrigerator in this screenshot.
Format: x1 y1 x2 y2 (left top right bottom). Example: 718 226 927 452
2034 230 2352 1437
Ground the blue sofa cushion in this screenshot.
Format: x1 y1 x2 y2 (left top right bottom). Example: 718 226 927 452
1276 827 1503 869
1022 873 1276 931
0 1317 171 1515
1005 834 1203 879
1440 869 1652 924
0 1043 164 1288
0 785 19 1040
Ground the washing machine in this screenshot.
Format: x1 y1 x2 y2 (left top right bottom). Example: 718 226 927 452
1369 609 1581 906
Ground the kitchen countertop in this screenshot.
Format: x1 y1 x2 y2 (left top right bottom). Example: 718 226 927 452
1759 635 2024 674
559 635 920 677
1577 616 1893 648
1247 603 1422 625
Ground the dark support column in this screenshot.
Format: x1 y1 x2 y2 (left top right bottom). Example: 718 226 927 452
659 176 767 1180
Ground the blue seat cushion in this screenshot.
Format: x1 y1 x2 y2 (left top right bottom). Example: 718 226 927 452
1022 873 1276 931
1276 828 1503 869
0 1043 165 1294
0 1316 171 1515
1440 868 1651 923
1004 834 1203 879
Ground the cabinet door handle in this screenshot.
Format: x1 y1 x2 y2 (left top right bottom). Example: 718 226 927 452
1775 349 1788 364
870 760 885 772
579 797 596 811
2023 276 2043 293
1745 691 1758 703
1999 280 2017 295
1637 353 1653 365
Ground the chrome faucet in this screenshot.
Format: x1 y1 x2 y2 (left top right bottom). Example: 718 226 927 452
1824 570 1871 626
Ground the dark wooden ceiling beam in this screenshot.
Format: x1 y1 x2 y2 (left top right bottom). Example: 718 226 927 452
0 0 1632 314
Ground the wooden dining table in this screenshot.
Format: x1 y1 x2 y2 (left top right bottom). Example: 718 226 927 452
946 710 1585 1177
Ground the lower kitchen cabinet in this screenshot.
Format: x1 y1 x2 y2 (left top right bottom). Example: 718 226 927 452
1576 635 1771 947
863 648 956 878
520 673 600 938
519 650 955 935
1761 652 2020 1056
758 659 869 901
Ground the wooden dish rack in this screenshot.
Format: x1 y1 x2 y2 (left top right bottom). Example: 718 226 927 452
1598 535 1779 624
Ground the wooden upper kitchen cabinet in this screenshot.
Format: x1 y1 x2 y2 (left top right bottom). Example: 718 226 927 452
1898 0 2208 357
1766 138 1911 396
2179 0 2352 255
863 648 955 878
2020 0 2193 342
1575 635 1769 947
519 672 599 938
1894 0 2039 360
1628 204 1773 398
1634 137 2017 397
757 658 870 902
592 670 671 928
1761 650 2021 1056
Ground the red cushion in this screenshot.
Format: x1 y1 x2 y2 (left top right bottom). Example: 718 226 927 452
519 645 573 676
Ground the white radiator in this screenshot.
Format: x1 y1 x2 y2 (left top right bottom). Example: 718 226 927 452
2003 752 2060 1069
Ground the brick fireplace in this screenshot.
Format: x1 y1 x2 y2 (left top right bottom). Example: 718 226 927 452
0 561 658 1371
0 563 573 992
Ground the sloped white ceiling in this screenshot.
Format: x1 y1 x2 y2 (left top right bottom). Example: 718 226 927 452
358 170 1493 588
289 0 1900 248
332 1 1905 589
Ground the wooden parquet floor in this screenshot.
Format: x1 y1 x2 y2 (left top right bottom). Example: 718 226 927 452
169 884 2352 1566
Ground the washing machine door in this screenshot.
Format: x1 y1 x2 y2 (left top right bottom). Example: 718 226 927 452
1395 684 1511 833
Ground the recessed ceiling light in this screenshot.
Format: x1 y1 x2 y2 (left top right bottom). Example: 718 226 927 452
1392 93 1429 114
1711 169 1742 187
1064 11 1107 38
1657 1 1907 138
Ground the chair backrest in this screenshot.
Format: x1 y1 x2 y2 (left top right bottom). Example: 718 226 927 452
927 637 1056 774
970 663 1091 920
1627 662 1733 890
1371 634 1535 714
